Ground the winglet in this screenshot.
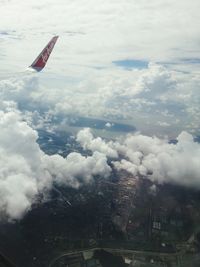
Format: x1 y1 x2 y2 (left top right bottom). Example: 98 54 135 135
29 36 59 72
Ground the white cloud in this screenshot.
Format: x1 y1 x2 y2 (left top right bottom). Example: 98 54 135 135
77 128 118 158
0 111 111 220
105 122 113 128
76 128 200 189
120 131 200 187
134 63 176 100
0 110 49 220
113 159 138 176
45 151 111 186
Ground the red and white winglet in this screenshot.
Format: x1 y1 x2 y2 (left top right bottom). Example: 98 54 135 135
29 36 59 72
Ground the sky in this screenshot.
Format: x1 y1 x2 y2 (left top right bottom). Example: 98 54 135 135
0 0 200 220
0 0 199 136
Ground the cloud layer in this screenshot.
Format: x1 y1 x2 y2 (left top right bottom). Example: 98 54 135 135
0 63 199 137
0 0 200 72
0 0 199 136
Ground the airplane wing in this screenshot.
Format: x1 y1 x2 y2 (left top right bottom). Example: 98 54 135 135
29 36 59 72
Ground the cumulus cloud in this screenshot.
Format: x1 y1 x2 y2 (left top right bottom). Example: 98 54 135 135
134 63 176 100
77 128 200 189
115 131 200 188
105 122 113 128
0 110 48 220
77 128 118 158
45 151 111 186
0 111 111 220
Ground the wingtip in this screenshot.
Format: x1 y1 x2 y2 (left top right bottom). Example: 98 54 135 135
29 35 59 72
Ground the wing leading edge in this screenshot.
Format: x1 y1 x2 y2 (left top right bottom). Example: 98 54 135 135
29 36 59 72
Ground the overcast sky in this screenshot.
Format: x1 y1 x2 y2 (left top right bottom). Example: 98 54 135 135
0 0 200 137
